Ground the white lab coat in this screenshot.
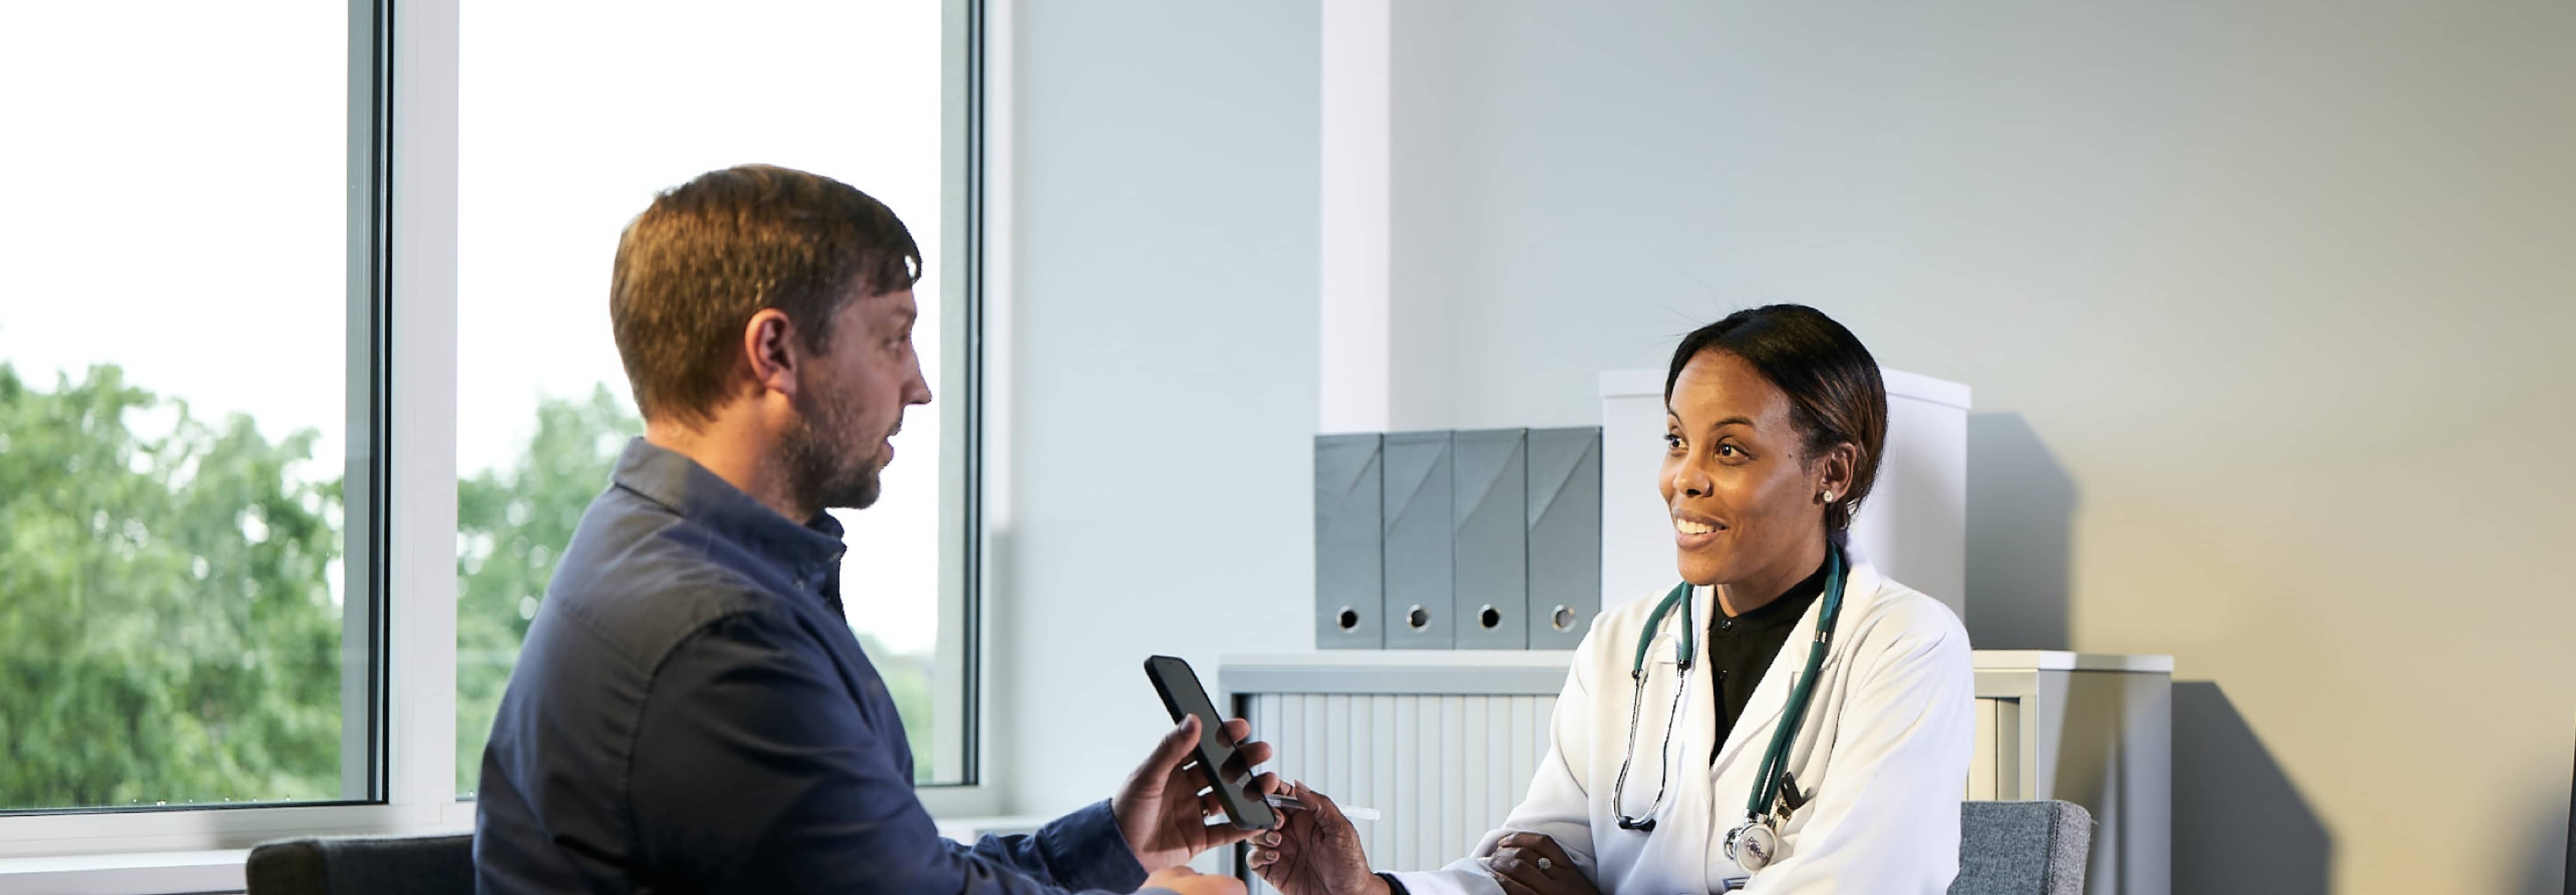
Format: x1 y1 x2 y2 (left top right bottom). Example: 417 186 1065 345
1387 542 1975 895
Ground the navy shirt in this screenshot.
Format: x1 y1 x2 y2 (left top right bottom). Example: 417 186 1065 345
475 439 1156 895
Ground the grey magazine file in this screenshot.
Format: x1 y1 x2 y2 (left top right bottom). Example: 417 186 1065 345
1452 428 1529 649
1313 434 1384 649
1526 427 1602 649
1381 431 1454 649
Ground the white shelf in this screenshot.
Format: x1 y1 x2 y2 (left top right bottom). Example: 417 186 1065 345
1972 650 2173 674
0 848 248 895
1236 650 2173 674
1221 650 1576 669
1218 652 1575 698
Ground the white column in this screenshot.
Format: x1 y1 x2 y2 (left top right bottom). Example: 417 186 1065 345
1319 0 1392 434
388 0 462 812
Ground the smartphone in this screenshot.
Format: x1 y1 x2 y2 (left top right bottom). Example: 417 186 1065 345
1142 655 1278 831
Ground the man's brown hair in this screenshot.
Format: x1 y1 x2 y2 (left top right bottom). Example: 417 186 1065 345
609 164 921 427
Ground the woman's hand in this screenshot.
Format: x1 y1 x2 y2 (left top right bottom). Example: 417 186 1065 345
1245 782 1387 895
1483 832 1599 895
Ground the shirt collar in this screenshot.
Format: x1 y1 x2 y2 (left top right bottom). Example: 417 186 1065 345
610 438 847 574
1720 552 1832 633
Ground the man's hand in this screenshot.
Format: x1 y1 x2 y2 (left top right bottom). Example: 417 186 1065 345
1246 782 1386 895
1143 866 1247 895
1115 715 1283 873
1483 832 1598 895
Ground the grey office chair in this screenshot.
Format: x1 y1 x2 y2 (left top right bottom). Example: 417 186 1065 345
245 833 473 895
1951 800 2094 895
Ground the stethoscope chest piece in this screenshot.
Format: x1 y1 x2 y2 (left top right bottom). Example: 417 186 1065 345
1724 819 1781 873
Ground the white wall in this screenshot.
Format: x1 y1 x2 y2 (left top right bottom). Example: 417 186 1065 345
998 1 2576 891
996 0 1321 819
1374 1 2576 893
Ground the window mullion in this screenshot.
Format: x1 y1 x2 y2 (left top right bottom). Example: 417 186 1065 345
385 0 464 811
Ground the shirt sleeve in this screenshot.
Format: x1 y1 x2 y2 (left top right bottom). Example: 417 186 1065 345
946 801 1154 892
629 609 1156 895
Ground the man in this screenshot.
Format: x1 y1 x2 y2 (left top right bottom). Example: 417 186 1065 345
474 165 1264 895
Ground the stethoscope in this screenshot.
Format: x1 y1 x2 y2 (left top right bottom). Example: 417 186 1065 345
1608 545 1847 877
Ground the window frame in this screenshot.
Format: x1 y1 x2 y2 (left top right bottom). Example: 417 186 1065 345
0 0 1004 863
0 0 436 854
923 0 1003 810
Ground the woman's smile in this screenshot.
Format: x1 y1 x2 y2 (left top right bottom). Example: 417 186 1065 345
1672 510 1727 550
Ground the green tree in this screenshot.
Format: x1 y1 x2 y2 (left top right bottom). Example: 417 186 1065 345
0 363 344 808
454 385 635 795
0 365 942 806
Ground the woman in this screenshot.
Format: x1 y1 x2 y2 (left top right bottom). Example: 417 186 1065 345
1252 305 1974 894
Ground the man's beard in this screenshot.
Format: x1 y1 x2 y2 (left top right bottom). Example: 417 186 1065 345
780 372 884 514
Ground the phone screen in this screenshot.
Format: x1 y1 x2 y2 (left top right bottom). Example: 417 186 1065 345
1142 655 1278 831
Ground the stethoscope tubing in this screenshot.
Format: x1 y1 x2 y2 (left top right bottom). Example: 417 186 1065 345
1609 545 1849 837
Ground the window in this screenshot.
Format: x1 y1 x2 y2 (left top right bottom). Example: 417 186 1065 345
452 0 976 794
0 2 377 811
0 1 985 860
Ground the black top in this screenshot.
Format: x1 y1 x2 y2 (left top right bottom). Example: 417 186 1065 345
474 439 1145 895
1709 555 1832 761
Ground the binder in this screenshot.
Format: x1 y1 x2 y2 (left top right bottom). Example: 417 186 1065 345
1313 434 1384 649
1451 428 1529 650
1381 431 1454 649
1526 427 1602 649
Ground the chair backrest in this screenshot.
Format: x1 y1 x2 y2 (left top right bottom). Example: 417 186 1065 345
1951 800 2093 895
246 833 473 895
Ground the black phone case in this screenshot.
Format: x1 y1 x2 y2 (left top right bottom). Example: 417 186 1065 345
1143 656 1277 831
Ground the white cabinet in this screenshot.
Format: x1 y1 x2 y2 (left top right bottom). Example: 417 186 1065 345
1973 651 2171 895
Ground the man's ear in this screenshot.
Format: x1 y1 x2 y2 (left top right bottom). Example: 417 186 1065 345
741 308 800 398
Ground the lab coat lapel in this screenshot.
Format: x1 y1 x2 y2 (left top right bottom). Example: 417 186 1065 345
1706 554 1875 776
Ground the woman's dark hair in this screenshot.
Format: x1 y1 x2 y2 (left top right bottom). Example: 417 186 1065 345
1664 304 1888 532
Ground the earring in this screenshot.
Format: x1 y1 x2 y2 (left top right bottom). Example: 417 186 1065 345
1821 490 1836 504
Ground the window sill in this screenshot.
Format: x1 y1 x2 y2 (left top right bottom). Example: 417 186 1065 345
0 848 249 895
931 813 1056 842
3 804 1012 895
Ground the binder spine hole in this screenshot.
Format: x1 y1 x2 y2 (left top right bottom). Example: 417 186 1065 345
1478 605 1502 629
1337 608 1361 631
1552 605 1576 631
1406 605 1431 630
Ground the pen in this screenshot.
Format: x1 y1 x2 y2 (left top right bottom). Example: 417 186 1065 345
1264 793 1381 822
